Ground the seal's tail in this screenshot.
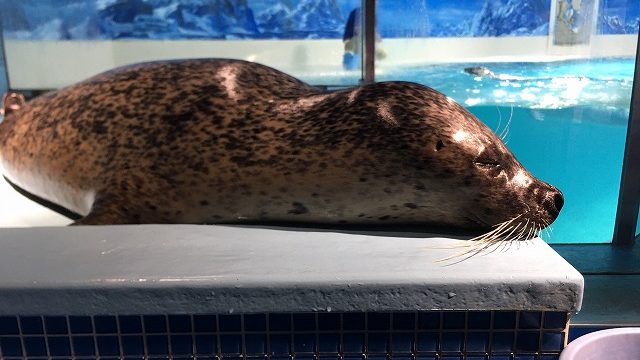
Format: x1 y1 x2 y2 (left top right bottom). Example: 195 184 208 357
1 92 26 117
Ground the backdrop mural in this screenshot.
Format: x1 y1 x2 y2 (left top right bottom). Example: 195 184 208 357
1 0 636 41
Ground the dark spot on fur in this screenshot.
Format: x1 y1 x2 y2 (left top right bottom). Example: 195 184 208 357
436 140 445 151
288 202 309 215
311 193 320 198
378 215 391 221
200 200 209 206
359 177 367 182
404 203 418 209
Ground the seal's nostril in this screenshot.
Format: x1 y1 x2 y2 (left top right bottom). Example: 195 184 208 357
553 192 564 212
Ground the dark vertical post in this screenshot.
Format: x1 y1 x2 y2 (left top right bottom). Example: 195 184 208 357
361 0 375 84
613 32 640 246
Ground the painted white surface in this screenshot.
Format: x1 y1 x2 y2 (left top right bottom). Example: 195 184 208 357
4 35 637 89
0 177 70 227
0 224 583 315
560 328 640 360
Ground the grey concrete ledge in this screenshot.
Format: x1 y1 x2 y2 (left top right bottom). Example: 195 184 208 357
0 225 583 315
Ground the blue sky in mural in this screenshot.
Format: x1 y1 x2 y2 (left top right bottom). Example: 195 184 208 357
0 0 636 40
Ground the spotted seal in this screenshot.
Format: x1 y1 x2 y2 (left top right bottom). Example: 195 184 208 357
0 59 562 238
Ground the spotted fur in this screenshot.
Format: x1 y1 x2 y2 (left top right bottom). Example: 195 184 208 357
0 59 562 230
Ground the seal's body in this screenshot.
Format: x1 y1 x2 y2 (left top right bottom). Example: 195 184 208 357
0 59 562 233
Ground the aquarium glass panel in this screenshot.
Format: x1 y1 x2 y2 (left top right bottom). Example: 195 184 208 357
360 0 634 244
0 0 361 90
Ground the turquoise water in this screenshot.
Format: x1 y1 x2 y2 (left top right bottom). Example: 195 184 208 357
303 58 634 243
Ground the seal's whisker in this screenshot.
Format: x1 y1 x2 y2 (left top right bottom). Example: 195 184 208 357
495 106 503 136
499 105 514 141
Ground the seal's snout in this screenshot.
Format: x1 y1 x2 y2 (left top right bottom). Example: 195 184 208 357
543 188 564 219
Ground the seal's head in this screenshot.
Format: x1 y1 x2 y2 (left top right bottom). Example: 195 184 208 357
358 81 563 239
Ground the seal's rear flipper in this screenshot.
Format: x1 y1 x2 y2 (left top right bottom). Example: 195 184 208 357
1 92 26 116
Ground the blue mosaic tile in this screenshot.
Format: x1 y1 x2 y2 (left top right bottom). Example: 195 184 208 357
94 316 118 334
441 356 463 360
368 313 391 330
270 334 290 355
294 333 315 353
519 312 542 329
195 334 217 354
466 356 488 360
343 313 365 330
539 355 560 360
0 336 23 356
245 334 266 354
119 316 143 334
343 355 364 360
494 312 516 329
143 315 167 333
318 333 340 353
269 314 292 331
492 332 515 352
367 355 387 360
293 313 316 331
417 313 440 330
24 336 47 356
492 355 513 360
516 331 539 352
193 314 217 332
171 334 193 355
468 312 491 329
443 312 465 330
392 355 413 360
19 316 44 335
416 332 438 352
48 336 71 356
219 314 241 332
391 332 413 352
318 313 340 331
244 314 266 331
96 336 120 356
69 316 92 334
272 356 292 360
367 333 389 353
441 332 464 352
392 312 415 330
71 336 95 356
0 317 19 335
415 356 438 360
45 316 68 334
466 332 489 352
146 335 168 355
168 315 191 333
544 312 568 330
514 355 536 360
296 356 315 360
342 333 364 353
121 335 144 356
542 331 565 352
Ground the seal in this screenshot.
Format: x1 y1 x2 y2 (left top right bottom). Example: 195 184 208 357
0 58 562 240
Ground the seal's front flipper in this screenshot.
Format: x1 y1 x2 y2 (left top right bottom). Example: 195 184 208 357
1 92 26 116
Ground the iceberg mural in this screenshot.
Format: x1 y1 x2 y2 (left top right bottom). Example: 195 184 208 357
597 0 640 34
0 0 636 40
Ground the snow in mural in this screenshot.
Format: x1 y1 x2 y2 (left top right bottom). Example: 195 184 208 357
0 0 636 40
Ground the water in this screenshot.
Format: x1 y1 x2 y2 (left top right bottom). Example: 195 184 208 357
302 58 634 243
